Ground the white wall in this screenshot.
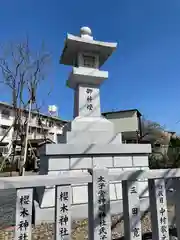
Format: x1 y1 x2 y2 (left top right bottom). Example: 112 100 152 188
104 111 139 134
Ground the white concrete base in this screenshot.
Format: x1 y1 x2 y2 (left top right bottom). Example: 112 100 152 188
69 116 115 132
38 179 149 208
66 130 122 144
57 116 120 143
37 155 151 209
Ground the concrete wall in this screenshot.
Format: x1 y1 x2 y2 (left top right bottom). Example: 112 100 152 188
38 154 149 208
35 151 150 224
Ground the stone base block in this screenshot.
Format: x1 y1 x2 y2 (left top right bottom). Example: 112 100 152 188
57 117 118 144
66 130 122 144
70 116 114 132
37 180 149 208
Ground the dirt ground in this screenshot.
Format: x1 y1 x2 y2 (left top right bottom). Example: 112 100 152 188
0 207 176 240
0 214 152 240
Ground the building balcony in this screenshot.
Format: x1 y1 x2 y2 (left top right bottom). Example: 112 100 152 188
0 118 13 127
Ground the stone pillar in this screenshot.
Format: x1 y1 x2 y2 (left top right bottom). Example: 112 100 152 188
74 84 101 118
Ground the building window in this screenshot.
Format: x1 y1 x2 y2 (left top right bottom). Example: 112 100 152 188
37 128 41 134
43 129 48 135
126 139 137 144
37 118 41 126
56 123 61 127
0 147 8 154
1 109 10 119
83 55 96 68
154 142 161 148
0 125 9 136
29 127 36 134
49 121 54 127
30 115 36 123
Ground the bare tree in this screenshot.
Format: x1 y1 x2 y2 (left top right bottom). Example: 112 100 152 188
0 37 51 175
139 118 168 168
140 118 166 144
139 118 180 168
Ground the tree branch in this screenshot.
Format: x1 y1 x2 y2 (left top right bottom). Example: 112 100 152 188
0 38 51 174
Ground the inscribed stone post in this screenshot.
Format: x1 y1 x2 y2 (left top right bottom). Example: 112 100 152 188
88 167 111 240
174 178 180 239
148 179 169 240
55 185 71 240
122 180 142 240
15 188 33 240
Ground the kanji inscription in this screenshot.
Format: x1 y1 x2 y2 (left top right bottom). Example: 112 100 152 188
15 188 33 240
55 185 71 240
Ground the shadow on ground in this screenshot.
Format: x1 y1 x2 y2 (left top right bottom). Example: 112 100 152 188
113 228 177 240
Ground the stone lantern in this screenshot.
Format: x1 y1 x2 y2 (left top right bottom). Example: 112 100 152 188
34 27 151 224
57 26 122 144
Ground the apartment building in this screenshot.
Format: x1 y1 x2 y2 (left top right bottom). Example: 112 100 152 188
0 101 67 157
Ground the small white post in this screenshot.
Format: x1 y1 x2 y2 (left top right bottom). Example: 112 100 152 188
122 180 142 240
55 185 71 240
174 178 180 239
88 167 111 240
15 188 33 240
148 179 170 240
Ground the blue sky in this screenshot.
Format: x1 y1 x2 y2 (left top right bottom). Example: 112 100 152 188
0 0 180 132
